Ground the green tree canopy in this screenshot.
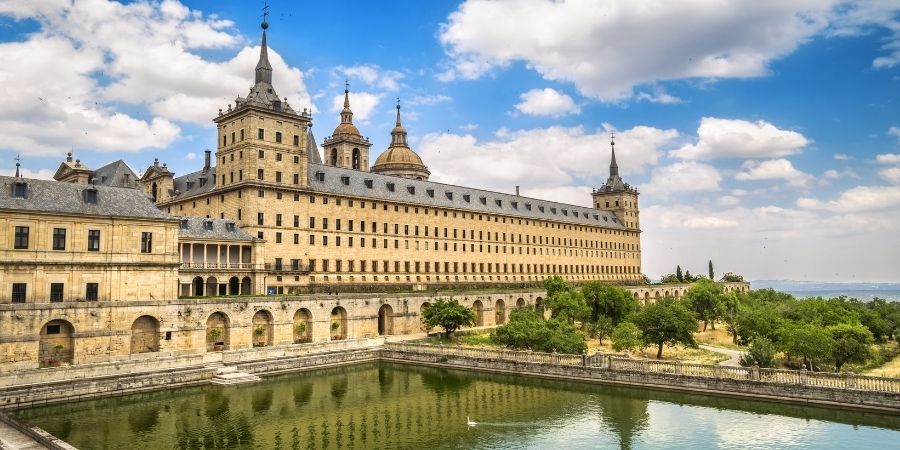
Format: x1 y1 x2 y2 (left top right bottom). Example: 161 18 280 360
587 316 615 345
492 307 587 354
739 337 776 368
421 298 476 339
545 289 590 324
611 322 643 353
734 299 785 345
581 282 638 325
676 266 683 282
828 323 873 372
778 323 834 371
543 275 570 299
683 278 725 331
630 299 698 359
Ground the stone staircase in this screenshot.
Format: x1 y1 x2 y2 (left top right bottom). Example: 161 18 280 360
209 366 261 386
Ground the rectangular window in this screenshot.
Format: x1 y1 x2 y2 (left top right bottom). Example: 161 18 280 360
257 169 264 180
276 214 282 226
52 228 66 250
258 128 265 140
276 232 282 243
240 129 245 140
50 283 64 303
309 217 316 229
309 234 315 245
85 283 99 301
140 232 153 253
87 230 100 251
275 131 282 143
13 226 29 249
258 213 265 225
11 283 26 303
294 216 300 227
276 172 282 183
293 174 299 184
293 135 300 146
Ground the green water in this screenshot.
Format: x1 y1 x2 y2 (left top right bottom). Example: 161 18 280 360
14 362 900 449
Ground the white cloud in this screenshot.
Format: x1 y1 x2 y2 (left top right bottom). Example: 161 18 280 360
459 123 478 131
408 94 452 106
514 88 581 117
879 167 900 184
735 158 814 186
0 167 54 180
833 153 850 160
876 153 900 164
718 195 741 206
337 65 404 92
822 168 857 180
890 126 900 140
0 0 313 155
636 87 682 104
417 124 677 199
439 0 900 101
641 161 722 197
798 185 900 212
184 152 197 161
330 91 381 123
672 117 810 160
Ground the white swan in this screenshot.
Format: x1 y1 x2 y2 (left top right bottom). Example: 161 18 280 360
467 416 477 427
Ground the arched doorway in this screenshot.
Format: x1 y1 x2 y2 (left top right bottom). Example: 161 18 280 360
228 277 239 295
331 307 348 340
419 302 431 331
495 299 506 325
39 320 74 367
241 277 251 295
130 315 159 354
252 310 274 347
378 304 394 336
516 298 526 308
206 312 229 351
644 292 651 304
535 297 545 317
193 276 204 296
472 300 484 327
293 309 312 343
352 148 360 170
205 277 218 297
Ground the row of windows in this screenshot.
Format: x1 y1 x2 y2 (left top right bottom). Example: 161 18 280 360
221 129 301 147
11 227 152 253
10 282 99 303
298 259 638 276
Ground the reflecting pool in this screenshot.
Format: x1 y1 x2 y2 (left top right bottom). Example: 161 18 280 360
15 362 900 449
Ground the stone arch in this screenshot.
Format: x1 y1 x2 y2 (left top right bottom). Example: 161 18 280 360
193 276 204 296
535 297 545 316
419 302 431 331
654 291 661 300
228 277 239 295
205 277 218 297
252 310 274 347
352 148 360 170
206 312 230 351
330 307 348 340
130 315 160 354
293 308 312 343
495 299 506 325
39 319 74 367
378 304 394 336
644 292 650 304
241 276 251 295
330 148 338 166
664 290 670 298
633 292 639 300
472 300 484 327
516 298 526 308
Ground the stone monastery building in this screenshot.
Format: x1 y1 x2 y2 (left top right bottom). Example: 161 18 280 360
0 22 659 370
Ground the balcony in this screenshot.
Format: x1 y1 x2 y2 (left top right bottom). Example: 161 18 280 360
180 263 262 271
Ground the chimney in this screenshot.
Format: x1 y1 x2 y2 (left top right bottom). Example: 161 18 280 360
515 185 520 196
204 150 211 171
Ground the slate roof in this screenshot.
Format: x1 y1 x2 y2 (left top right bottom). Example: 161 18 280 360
176 217 255 241
0 176 171 220
308 129 322 164
92 160 139 188
171 167 216 199
306 164 627 229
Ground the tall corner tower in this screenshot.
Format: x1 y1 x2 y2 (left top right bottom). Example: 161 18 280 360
322 83 372 170
591 134 640 230
212 18 314 190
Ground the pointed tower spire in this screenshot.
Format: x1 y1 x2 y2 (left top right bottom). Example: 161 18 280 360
340 80 353 124
390 97 408 147
14 153 21 178
255 8 272 85
609 132 619 177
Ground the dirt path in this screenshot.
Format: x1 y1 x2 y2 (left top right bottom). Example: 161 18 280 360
699 344 743 367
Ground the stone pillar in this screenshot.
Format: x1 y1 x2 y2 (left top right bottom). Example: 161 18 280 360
799 368 807 385
675 361 682 375
751 365 760 381
846 371 856 389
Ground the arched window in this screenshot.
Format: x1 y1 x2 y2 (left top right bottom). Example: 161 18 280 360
151 182 158 202
352 148 360 170
330 148 338 166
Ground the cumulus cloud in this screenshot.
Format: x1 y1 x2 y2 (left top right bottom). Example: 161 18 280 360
879 167 900 184
636 87 682 104
834 153 851 160
671 117 810 160
735 159 814 186
514 88 581 117
889 126 900 140
640 161 722 197
798 185 900 212
0 0 313 155
438 0 900 101
184 152 197 161
417 124 678 202
876 153 900 164
330 91 381 123
337 65 405 92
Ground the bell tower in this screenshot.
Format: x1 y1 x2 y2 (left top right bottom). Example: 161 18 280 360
591 134 640 230
322 82 372 170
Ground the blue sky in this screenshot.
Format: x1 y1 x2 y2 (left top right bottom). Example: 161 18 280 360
0 0 899 282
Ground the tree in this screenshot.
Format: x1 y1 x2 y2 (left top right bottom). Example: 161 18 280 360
630 299 698 359
683 278 725 331
683 270 693 282
676 265 683 282
708 260 714 280
587 316 615 345
739 337 776 368
545 290 590 324
611 322 643 353
581 282 638 324
421 298 476 339
721 291 740 344
493 308 587 354
734 300 784 345
543 275 570 299
720 272 744 282
659 274 679 284
828 323 873 372
778 323 834 371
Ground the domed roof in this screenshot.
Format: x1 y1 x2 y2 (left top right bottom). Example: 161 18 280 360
374 145 425 166
332 122 361 137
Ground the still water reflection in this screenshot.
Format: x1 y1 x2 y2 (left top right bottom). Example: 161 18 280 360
15 362 900 449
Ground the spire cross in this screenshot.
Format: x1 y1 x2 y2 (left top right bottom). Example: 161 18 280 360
610 131 616 146
345 79 350 92
261 0 269 23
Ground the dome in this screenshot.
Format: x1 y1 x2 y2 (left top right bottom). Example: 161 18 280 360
332 122 361 137
373 146 424 166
